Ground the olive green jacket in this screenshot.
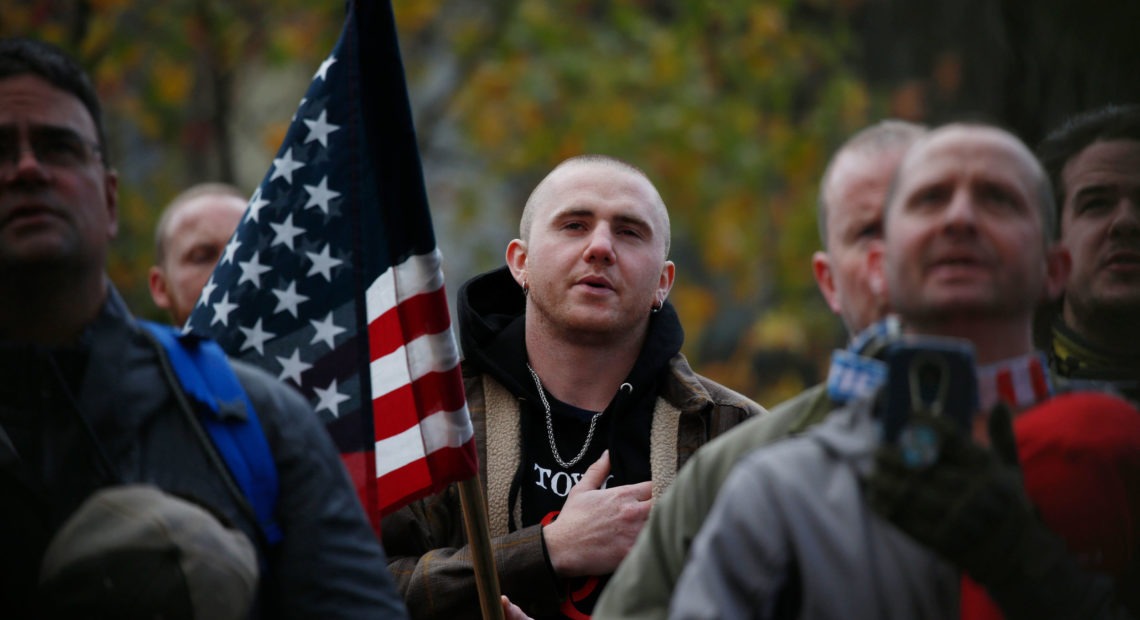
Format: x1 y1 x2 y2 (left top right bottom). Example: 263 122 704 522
595 383 834 620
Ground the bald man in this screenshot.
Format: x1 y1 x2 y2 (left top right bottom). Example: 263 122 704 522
380 155 763 620
671 124 1126 619
148 182 246 326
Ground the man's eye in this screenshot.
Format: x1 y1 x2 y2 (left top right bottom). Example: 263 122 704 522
856 222 882 240
912 186 950 207
35 135 87 164
188 248 220 264
980 186 1018 208
1076 197 1113 214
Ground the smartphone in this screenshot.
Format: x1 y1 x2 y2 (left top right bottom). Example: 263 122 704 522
879 336 979 445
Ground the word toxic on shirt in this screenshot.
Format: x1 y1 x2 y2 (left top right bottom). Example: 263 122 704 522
532 463 613 498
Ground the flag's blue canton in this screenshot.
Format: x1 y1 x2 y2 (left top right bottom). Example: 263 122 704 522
187 33 367 451
187 1 476 523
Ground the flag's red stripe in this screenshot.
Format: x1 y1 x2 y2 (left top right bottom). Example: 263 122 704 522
376 449 432 516
372 364 466 439
996 370 1016 407
425 439 478 486
368 287 451 358
340 451 381 535
1030 358 1050 400
376 441 478 517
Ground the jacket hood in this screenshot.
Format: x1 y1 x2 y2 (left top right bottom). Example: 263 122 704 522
810 397 881 476
456 265 685 400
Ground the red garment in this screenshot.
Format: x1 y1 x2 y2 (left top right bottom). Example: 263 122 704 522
960 391 1140 619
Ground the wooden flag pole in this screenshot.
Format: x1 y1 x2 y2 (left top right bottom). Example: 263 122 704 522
458 476 506 620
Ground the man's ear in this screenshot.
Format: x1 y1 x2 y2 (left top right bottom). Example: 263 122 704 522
656 260 676 306
505 239 528 289
1043 244 1071 302
148 266 172 311
812 251 841 315
103 168 119 239
866 240 887 299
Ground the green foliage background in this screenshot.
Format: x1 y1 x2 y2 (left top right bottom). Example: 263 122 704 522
1 0 896 407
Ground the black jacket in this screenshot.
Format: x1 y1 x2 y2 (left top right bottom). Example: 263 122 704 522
0 285 407 619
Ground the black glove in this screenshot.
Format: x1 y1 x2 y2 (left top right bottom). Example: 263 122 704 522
866 404 1131 619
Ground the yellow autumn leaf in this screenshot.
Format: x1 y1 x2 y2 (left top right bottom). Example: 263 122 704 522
263 121 291 154
751 310 809 351
152 59 192 106
90 0 131 10
393 0 443 33
273 22 313 57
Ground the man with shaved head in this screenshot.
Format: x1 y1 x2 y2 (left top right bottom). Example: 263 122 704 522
148 182 246 326
381 155 763 620
670 124 1130 618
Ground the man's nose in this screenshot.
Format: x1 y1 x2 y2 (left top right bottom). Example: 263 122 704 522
0 136 50 180
941 189 978 231
1109 196 1140 237
584 227 616 265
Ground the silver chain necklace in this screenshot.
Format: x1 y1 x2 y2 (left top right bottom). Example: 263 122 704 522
526 364 604 469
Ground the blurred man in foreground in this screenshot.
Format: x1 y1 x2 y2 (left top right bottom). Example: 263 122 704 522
0 37 406 618
671 124 1133 618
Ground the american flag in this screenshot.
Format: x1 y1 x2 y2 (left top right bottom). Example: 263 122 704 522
186 0 477 526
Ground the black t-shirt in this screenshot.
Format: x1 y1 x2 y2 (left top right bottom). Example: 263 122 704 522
516 384 655 620
520 395 610 526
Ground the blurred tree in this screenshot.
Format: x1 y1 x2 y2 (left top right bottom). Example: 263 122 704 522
396 0 871 404
1 0 343 321
12 1 1130 406
0 0 874 406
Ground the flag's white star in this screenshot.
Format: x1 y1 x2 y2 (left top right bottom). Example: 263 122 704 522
303 176 341 215
272 281 310 318
238 252 273 287
239 318 274 356
211 292 238 327
270 147 305 184
309 312 346 349
305 244 343 282
303 110 340 148
276 348 312 385
246 188 270 223
315 55 337 81
314 379 350 418
197 275 217 306
220 237 241 265
269 214 306 251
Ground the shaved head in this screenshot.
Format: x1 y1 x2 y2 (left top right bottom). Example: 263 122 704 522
520 155 671 258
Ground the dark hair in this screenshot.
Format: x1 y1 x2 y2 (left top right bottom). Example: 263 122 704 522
0 37 110 168
1037 104 1140 238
